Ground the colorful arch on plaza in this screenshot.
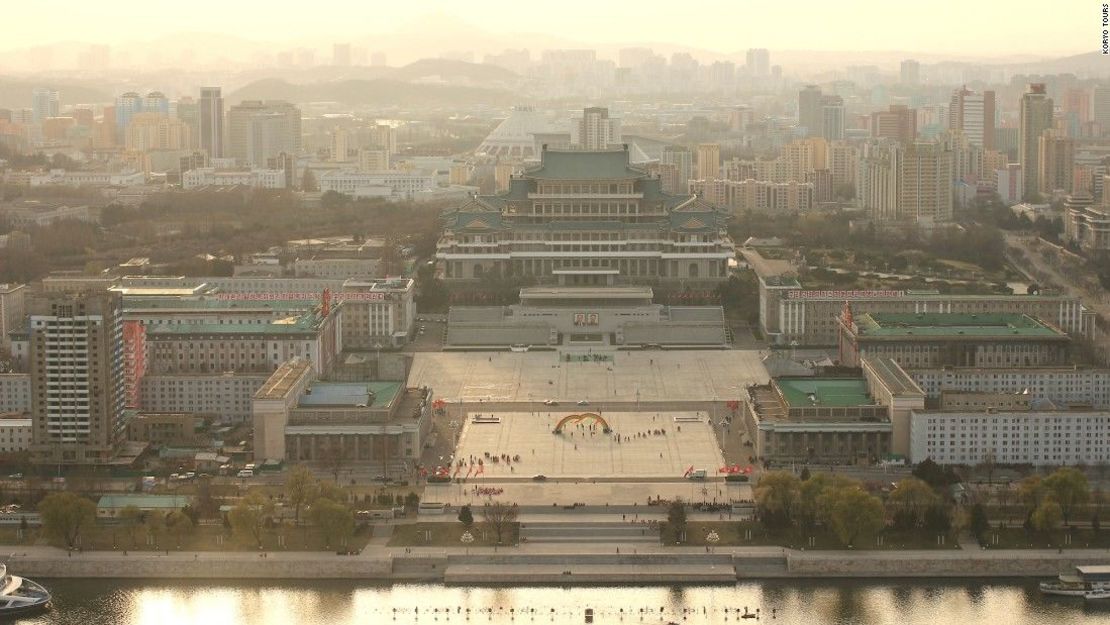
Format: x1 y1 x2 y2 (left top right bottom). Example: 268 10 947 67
553 412 611 434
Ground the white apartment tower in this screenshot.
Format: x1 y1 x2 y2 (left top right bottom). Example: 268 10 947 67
571 107 621 151
949 87 996 149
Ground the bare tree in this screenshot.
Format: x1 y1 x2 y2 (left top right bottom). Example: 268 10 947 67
481 501 519 544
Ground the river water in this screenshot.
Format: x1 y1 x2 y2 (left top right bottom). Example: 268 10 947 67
14 580 1110 625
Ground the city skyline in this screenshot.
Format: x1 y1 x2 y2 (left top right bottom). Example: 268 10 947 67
0 2 1092 71
3 3 1110 619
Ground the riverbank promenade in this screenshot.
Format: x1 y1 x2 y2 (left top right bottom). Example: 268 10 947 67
4 540 1108 582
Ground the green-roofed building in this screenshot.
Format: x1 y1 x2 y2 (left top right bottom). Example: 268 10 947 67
742 372 913 465
437 146 734 287
96 494 192 518
837 308 1071 368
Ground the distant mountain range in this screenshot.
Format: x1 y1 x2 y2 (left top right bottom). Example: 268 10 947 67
0 76 111 109
228 77 517 107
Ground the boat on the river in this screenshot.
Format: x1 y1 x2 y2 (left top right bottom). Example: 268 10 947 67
0 562 51 616
1084 589 1110 601
1041 565 1110 597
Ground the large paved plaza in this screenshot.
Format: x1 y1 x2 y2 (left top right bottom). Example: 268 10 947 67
452 411 725 479
409 350 769 403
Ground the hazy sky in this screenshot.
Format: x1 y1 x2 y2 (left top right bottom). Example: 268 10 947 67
4 0 1090 56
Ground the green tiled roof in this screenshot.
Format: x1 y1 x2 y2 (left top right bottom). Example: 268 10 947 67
776 377 875 408
146 311 324 336
98 494 191 509
298 381 400 408
123 298 319 311
525 149 645 179
855 313 1065 338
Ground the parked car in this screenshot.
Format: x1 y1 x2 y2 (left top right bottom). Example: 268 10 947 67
532 474 547 482
577 399 590 406
237 469 254 478
543 399 558 406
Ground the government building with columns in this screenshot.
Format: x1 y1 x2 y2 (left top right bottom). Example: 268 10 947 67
436 147 734 287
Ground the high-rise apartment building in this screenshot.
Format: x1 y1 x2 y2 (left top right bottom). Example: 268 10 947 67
695 143 721 181
114 92 143 142
661 145 693 193
746 48 770 77
175 97 198 150
227 100 302 167
871 105 917 144
124 113 191 152
31 88 59 123
331 126 351 162
900 60 920 85
821 96 845 141
366 124 397 154
1094 87 1110 134
1019 83 1055 200
1063 88 1092 137
857 140 952 223
28 291 126 465
798 85 823 137
949 87 995 149
900 142 954 223
143 91 169 115
358 148 390 172
571 107 621 150
198 87 224 159
828 141 859 187
333 43 352 67
1039 130 1075 195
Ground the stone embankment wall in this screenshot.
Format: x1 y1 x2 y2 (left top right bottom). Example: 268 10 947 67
785 552 1107 577
14 555 393 579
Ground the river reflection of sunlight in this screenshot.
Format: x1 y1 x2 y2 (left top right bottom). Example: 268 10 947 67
21 581 1110 625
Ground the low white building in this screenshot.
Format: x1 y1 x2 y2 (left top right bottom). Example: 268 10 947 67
910 410 1110 466
0 202 91 227
0 418 32 453
318 170 436 200
293 257 380 280
182 167 286 190
29 169 145 187
910 366 1110 409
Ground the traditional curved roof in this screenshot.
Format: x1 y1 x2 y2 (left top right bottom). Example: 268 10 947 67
523 149 645 180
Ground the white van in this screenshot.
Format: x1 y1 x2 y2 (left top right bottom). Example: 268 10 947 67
237 469 254 478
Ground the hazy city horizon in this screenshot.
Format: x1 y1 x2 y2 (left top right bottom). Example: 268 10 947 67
0 5 1095 75
2 3 1110 623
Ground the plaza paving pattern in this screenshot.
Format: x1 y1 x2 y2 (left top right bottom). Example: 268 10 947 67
453 411 725 479
409 350 769 404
